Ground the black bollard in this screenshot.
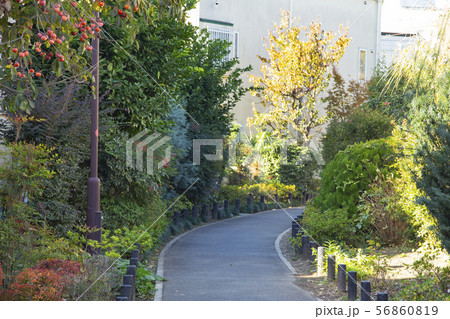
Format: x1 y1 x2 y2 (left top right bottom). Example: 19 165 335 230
122 275 134 300
296 216 303 227
247 195 252 212
134 243 142 260
292 220 300 238
301 235 310 260
327 255 336 281
376 292 388 301
224 199 229 213
182 208 188 220
126 265 137 301
201 204 207 218
295 231 304 255
274 194 278 203
235 199 240 214
309 241 318 262
348 271 357 301
212 202 218 219
337 264 347 292
288 192 293 205
260 195 265 210
131 249 139 260
361 281 372 301
192 205 198 219
120 285 132 301
130 257 139 267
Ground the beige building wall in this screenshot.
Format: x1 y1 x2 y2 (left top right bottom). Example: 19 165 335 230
196 0 381 131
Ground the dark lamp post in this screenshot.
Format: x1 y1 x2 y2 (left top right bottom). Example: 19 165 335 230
86 11 102 255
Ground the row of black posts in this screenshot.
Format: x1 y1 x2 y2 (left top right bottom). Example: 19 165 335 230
171 191 317 225
116 243 141 301
292 217 388 301
114 192 316 301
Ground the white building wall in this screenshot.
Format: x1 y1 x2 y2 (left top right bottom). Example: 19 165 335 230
379 34 416 65
380 0 450 65
197 0 380 129
186 2 201 26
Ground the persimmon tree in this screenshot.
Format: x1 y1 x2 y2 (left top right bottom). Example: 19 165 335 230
0 0 191 111
249 11 350 144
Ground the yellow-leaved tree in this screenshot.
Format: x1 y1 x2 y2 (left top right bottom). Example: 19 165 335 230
249 11 350 144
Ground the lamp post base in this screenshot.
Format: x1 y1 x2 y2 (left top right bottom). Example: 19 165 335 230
87 177 102 255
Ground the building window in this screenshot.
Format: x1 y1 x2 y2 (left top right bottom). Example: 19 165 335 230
206 27 239 61
359 49 367 81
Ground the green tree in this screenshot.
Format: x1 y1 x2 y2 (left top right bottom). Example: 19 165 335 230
167 27 250 203
0 0 192 112
100 16 249 204
1 84 91 233
236 131 317 191
0 142 55 218
418 124 450 253
249 10 350 144
364 61 415 120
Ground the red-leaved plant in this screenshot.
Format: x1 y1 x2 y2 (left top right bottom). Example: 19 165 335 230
32 259 82 287
33 259 81 276
3 268 64 301
0 262 4 284
0 259 81 301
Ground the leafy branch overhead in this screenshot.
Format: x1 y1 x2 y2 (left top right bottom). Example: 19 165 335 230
249 10 350 143
0 0 193 112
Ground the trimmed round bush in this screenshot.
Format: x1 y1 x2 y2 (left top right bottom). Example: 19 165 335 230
304 137 398 245
316 138 397 218
321 108 394 165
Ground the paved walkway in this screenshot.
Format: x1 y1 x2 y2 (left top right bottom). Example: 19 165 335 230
158 208 316 301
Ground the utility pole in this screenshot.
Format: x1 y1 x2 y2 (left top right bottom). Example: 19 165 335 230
86 11 102 255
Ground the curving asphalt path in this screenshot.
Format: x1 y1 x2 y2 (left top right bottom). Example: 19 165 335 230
158 208 317 301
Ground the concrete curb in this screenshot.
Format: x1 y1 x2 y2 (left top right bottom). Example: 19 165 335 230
274 227 323 301
274 228 297 274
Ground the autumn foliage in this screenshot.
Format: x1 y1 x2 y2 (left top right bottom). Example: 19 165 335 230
32 259 81 277
324 66 369 121
0 259 81 301
0 0 189 111
2 268 64 301
0 262 4 284
249 10 350 143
